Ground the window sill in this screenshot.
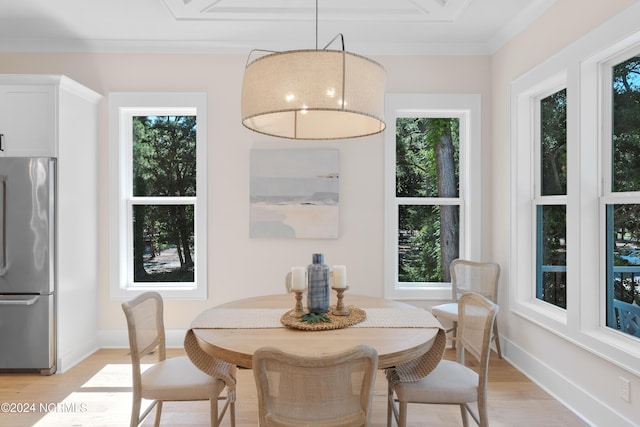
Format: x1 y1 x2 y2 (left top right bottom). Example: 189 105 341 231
580 327 640 377
384 284 452 301
110 284 207 301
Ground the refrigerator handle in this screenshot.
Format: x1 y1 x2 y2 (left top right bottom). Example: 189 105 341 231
0 295 40 305
0 174 5 275
0 133 3 151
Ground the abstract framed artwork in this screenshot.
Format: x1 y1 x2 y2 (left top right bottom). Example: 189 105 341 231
250 149 339 239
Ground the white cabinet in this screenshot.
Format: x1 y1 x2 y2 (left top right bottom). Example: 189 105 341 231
0 85 55 156
0 74 103 373
0 75 101 158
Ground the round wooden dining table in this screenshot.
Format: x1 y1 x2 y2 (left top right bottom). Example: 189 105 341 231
188 293 442 369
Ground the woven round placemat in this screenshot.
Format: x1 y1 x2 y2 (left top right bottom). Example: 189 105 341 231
280 306 366 331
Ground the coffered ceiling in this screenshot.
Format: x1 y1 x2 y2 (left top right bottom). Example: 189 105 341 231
0 0 556 55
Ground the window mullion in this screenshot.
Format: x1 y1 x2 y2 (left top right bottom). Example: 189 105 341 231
129 196 197 205
396 197 461 206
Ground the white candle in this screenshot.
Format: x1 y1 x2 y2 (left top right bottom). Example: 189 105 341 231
291 266 306 291
332 265 347 288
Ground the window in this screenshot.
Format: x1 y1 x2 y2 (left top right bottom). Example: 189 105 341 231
512 70 569 326
384 94 481 300
109 93 207 300
536 88 567 309
604 50 640 339
511 11 640 369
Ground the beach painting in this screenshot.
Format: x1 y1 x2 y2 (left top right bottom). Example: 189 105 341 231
250 149 339 239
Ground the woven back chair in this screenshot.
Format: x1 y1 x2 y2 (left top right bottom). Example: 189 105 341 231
432 259 502 358
253 345 378 427
122 291 235 427
387 292 499 427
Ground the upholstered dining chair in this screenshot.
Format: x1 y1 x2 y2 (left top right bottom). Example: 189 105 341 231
122 291 236 427
253 345 378 427
431 259 502 358
387 292 499 427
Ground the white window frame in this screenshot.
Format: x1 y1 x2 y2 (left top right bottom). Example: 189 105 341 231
384 94 481 300
600 44 640 198
109 92 208 300
600 45 640 340
510 7 640 374
513 73 569 325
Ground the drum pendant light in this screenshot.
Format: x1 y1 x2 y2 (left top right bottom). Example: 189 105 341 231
240 1 386 140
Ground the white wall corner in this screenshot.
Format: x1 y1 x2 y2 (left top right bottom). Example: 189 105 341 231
56 338 100 374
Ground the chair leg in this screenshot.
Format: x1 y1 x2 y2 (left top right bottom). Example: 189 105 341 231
451 320 458 349
478 391 489 426
386 383 394 427
212 395 235 427
130 393 142 427
229 399 236 427
398 401 408 427
492 321 503 359
153 401 163 427
133 396 158 427
460 404 469 427
210 398 219 427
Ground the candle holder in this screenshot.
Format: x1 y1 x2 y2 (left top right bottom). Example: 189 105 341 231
291 289 306 318
331 285 350 316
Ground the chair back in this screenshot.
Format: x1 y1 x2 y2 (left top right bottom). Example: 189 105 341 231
456 292 499 388
450 259 500 302
121 292 167 382
253 345 378 427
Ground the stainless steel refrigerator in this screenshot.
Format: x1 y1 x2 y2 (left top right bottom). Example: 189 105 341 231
0 157 56 375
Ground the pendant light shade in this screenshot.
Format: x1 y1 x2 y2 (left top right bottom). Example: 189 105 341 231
241 48 386 140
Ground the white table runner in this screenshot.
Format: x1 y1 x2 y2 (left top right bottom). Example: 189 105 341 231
190 307 442 329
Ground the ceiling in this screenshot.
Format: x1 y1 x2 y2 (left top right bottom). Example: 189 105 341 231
0 0 556 55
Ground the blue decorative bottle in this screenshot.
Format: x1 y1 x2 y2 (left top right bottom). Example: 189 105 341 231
307 253 330 313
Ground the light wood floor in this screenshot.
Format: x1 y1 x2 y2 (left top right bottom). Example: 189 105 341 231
0 348 588 427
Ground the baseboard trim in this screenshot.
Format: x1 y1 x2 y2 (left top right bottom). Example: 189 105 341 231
57 337 100 374
98 329 187 349
501 336 636 427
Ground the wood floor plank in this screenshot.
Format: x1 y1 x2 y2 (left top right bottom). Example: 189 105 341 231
0 348 588 426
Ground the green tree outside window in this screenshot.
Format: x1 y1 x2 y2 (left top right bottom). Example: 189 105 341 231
396 117 459 283
537 89 567 308
131 116 196 283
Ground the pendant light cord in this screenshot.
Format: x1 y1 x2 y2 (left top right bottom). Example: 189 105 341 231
316 0 345 52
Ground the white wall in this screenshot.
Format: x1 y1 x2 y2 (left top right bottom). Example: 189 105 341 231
0 52 491 331
491 0 639 425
